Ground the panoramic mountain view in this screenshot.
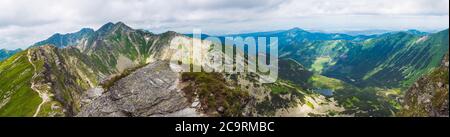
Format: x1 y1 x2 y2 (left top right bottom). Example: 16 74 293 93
0 0 448 118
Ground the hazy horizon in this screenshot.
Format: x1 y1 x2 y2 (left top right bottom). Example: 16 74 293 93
1 0 449 49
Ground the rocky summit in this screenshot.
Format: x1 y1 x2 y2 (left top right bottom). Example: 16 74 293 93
78 61 202 117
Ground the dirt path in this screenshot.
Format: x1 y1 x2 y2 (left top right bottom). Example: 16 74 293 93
27 50 50 117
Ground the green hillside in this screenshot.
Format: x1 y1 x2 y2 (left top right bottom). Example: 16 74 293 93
0 22 180 116
278 59 400 116
225 28 448 88
0 50 40 116
326 29 449 88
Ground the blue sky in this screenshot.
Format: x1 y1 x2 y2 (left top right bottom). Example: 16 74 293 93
0 0 449 49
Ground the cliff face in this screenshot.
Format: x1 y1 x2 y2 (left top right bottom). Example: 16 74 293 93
401 53 449 117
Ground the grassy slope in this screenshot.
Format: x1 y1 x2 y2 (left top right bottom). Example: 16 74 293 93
279 59 400 116
258 80 307 116
0 24 177 116
325 30 449 88
0 50 41 116
181 72 250 117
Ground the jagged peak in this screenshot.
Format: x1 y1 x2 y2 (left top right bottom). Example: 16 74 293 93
161 30 181 37
115 21 126 26
163 30 178 34
47 28 94 38
95 22 134 36
288 27 307 32
113 21 132 30
79 28 95 33
50 33 62 38
32 27 95 48
97 22 115 32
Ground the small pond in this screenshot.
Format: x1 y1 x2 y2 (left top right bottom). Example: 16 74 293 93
314 89 334 96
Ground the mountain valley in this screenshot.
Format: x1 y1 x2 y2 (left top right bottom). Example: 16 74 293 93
0 22 448 117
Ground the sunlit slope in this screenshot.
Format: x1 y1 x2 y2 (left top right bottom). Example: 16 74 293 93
325 29 449 88
0 51 40 116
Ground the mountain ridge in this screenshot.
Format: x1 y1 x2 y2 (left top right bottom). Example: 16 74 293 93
0 48 22 61
32 28 95 48
400 53 449 117
0 22 448 117
0 22 184 116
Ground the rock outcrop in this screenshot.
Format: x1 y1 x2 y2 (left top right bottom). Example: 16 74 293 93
401 53 449 117
77 61 202 117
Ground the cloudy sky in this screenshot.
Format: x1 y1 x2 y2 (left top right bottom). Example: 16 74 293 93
0 0 449 49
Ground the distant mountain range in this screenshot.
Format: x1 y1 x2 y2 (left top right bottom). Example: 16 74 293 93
211 28 448 88
0 22 448 117
325 29 429 36
0 22 183 116
32 28 95 48
0 49 22 61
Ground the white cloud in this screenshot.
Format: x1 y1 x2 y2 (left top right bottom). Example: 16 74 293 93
272 0 449 16
0 0 448 49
